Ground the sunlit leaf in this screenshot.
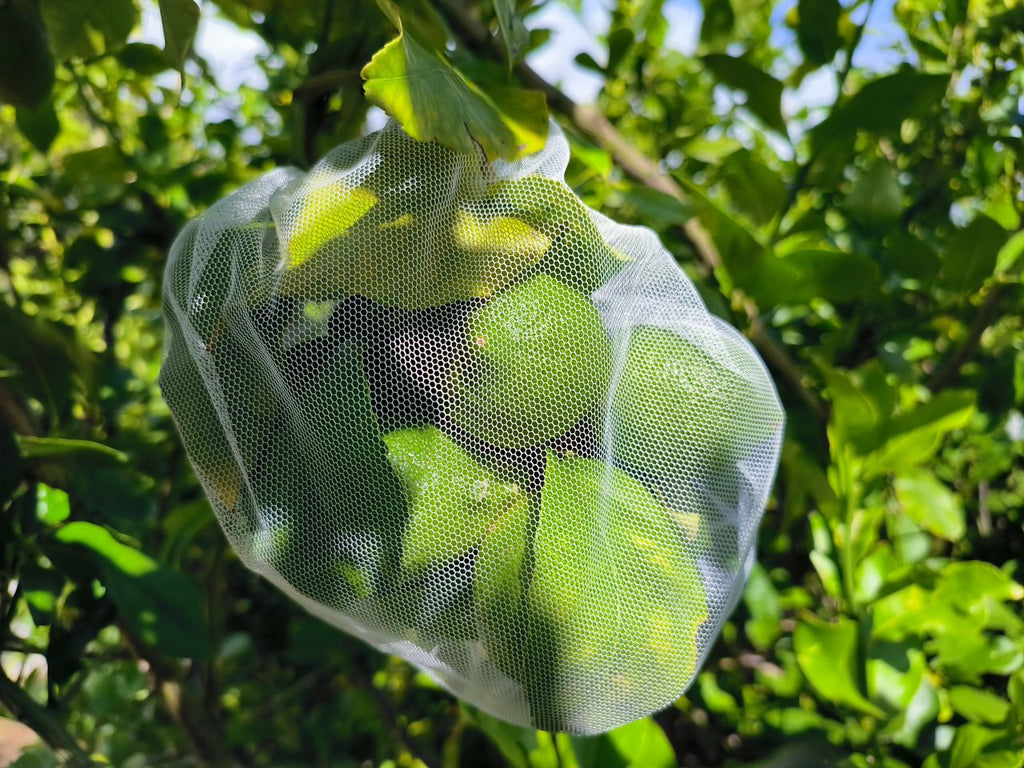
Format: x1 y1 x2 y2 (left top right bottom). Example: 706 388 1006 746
39 0 139 60
362 0 547 161
893 470 966 542
52 521 212 658
794 616 885 717
384 426 527 572
36 482 70 525
572 717 677 767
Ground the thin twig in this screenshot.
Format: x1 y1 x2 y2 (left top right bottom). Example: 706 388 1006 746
68 65 126 152
927 283 1009 392
119 623 228 767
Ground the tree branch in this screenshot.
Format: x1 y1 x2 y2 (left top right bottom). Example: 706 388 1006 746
0 672 93 766
434 0 825 418
928 283 1010 392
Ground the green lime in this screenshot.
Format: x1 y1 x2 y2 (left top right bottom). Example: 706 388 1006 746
385 426 527 572
609 326 783 477
522 454 708 732
474 494 533 681
450 275 612 449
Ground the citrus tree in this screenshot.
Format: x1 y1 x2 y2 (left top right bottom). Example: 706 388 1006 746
0 0 1022 766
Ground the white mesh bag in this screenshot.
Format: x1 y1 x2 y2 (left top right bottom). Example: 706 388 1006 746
160 120 785 735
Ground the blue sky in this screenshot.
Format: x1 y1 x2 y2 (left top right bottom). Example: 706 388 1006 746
138 0 911 136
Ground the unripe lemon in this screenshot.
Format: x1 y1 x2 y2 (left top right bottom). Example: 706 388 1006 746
450 275 612 449
609 326 783 479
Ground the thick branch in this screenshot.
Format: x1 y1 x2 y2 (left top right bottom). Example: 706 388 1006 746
436 0 825 418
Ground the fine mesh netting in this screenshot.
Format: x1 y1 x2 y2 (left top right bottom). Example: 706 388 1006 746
160 120 785 735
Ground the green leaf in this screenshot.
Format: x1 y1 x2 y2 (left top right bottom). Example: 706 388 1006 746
158 0 200 71
0 0 55 109
846 162 903 233
17 436 128 466
678 178 879 305
35 482 70 525
948 687 1011 725
699 0 735 48
0 303 89 421
702 53 786 135
720 151 787 226
995 230 1024 276
521 454 708 732
940 723 1022 768
620 186 692 226
893 470 966 542
39 0 139 60
606 26 634 74
469 708 571 768
492 0 527 64
274 337 409 598
384 426 527 572
863 389 976 478
52 521 212 658
743 563 782 649
60 144 129 208
362 1 547 161
940 215 1008 295
15 98 60 154
868 645 939 747
794 616 885 717
758 248 881 306
118 42 172 75
796 0 842 65
19 562 65 626
451 275 612 449
572 717 676 767
811 73 949 154
885 231 940 282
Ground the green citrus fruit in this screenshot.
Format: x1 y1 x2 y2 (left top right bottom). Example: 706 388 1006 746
477 453 708 732
450 274 612 449
385 426 527 572
609 326 783 478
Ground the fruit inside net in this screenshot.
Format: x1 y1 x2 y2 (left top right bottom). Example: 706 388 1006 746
160 120 785 735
